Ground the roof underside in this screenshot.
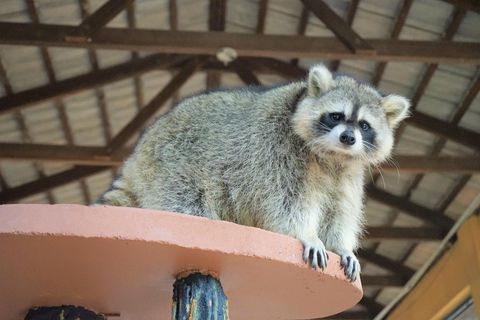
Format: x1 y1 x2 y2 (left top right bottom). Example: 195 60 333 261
0 0 479 319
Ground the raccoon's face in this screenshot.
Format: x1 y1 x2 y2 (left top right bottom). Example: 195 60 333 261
293 64 410 165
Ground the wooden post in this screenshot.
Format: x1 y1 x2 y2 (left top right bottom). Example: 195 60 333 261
24 305 106 320
172 271 229 320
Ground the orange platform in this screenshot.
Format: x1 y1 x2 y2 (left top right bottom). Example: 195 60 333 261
0 204 362 319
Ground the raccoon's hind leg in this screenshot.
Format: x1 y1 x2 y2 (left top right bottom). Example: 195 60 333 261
91 176 139 207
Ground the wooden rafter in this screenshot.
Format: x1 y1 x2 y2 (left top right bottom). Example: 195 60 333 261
441 0 480 14
256 0 269 34
0 54 189 115
359 249 415 279
407 111 480 152
366 184 455 229
67 0 134 42
230 59 261 86
300 0 374 54
1 22 480 64
1 143 478 174
365 227 445 241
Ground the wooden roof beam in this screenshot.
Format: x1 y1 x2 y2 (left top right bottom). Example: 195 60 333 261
365 226 445 241
1 22 480 64
0 54 189 115
407 111 480 152
366 184 455 229
1 145 478 174
441 0 480 14
358 248 415 279
0 166 111 204
300 0 374 54
66 0 134 42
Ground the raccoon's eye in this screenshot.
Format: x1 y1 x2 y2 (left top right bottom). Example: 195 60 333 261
359 121 370 130
330 113 344 121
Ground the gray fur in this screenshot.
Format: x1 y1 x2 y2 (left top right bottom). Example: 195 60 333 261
94 64 410 282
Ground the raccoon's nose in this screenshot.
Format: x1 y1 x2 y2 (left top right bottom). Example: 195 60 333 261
340 131 356 145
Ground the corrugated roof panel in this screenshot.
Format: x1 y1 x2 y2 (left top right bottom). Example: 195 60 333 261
395 126 438 155
444 175 480 219
376 241 412 261
0 114 22 143
264 4 304 36
85 170 115 203
353 0 399 39
18 192 50 204
379 62 425 96
0 161 38 188
403 241 439 270
376 288 403 307
0 45 49 92
409 173 461 210
141 70 173 103
454 10 480 42
36 0 81 26
365 199 396 227
63 90 106 146
94 50 133 69
392 212 425 228
133 0 170 30
177 0 208 31
338 60 380 83
21 102 67 144
416 95 457 121
179 72 207 97
47 48 92 81
226 0 259 33
104 78 137 137
400 0 453 40
52 181 85 205
0 0 26 17
42 162 74 176
373 173 417 198
440 140 476 156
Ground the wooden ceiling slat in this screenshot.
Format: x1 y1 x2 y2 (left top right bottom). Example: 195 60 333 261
324 311 374 319
360 275 406 287
2 22 480 63
378 155 480 174
0 54 189 115
244 57 307 79
300 0 374 54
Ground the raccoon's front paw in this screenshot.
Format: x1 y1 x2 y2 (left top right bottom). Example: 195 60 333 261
338 250 360 282
300 237 329 271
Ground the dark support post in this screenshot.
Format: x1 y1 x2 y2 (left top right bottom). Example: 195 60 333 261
25 305 106 320
172 272 229 320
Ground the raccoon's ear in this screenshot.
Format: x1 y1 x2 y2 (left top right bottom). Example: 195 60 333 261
308 64 334 97
381 94 410 128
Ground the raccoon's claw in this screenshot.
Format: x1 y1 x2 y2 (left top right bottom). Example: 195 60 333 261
300 237 329 271
339 251 360 282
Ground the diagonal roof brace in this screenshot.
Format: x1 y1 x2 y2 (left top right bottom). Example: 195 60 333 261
300 0 375 54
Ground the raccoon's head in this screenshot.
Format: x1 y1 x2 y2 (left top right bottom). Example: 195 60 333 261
293 64 410 165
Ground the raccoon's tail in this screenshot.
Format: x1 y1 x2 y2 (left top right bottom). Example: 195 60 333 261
91 176 139 207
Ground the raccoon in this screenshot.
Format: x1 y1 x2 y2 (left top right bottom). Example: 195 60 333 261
94 64 409 282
